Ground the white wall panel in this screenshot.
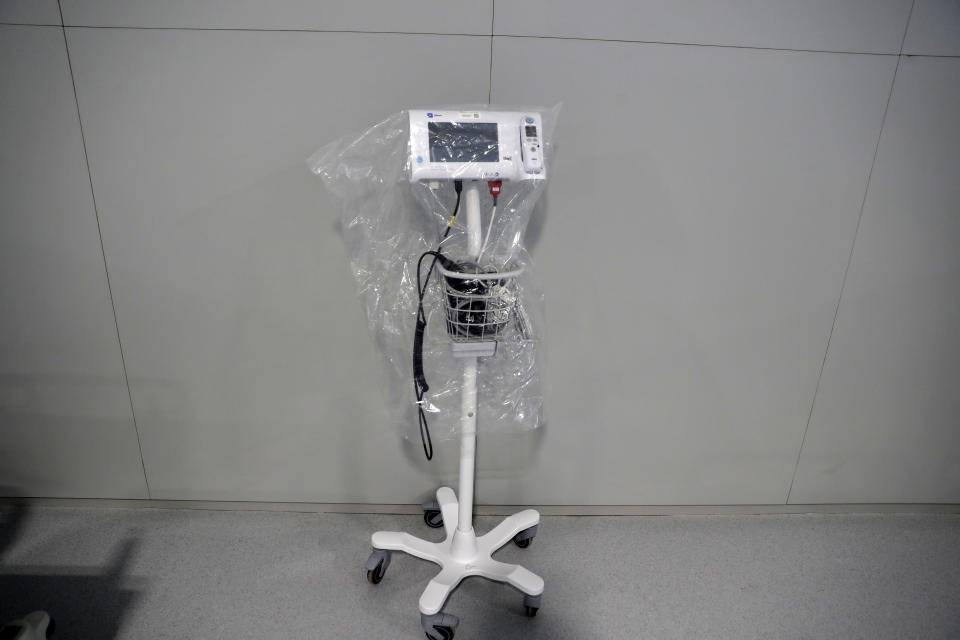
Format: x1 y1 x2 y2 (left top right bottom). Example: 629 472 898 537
495 0 912 53
66 28 491 501
5 4 952 505
60 0 492 33
902 0 960 56
0 1 60 25
790 57 960 503
0 26 147 498
488 37 897 504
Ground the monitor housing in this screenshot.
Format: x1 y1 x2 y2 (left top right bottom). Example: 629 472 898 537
409 109 545 182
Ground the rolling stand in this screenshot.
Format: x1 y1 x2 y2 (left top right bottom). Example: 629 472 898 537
364 182 543 639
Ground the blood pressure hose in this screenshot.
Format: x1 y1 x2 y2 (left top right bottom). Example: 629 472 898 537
413 181 462 460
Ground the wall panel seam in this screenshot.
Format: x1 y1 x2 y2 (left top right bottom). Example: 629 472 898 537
54 24 491 37
784 0 917 505
0 22 63 27
37 25 946 58
57 2 153 498
487 0 495 103
492 34 903 56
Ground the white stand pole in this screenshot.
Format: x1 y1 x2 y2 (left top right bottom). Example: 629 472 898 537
369 181 543 636
463 181 483 256
454 358 477 541
455 183 481 545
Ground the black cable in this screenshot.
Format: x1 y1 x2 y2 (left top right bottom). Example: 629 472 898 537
413 181 462 460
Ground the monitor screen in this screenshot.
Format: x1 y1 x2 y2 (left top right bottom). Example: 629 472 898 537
428 122 499 163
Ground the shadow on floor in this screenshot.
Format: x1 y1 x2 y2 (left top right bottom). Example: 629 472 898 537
0 499 143 639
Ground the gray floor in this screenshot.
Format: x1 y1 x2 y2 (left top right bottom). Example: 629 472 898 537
1 507 958 639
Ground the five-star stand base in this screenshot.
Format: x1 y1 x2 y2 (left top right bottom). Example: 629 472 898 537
365 486 542 639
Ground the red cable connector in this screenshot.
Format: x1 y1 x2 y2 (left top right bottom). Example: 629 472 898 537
487 180 502 201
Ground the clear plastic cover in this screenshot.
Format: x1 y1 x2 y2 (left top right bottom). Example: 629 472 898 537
309 105 558 445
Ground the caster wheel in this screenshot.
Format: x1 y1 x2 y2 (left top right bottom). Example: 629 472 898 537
424 510 444 529
425 627 455 640
366 559 386 584
365 548 391 585
514 524 538 548
422 612 459 640
523 593 542 618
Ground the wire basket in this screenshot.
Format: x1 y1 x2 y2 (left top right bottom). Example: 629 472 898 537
438 264 525 342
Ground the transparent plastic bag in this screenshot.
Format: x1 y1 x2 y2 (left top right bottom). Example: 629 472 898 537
309 105 558 445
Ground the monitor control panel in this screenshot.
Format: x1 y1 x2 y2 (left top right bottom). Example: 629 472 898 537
521 116 543 175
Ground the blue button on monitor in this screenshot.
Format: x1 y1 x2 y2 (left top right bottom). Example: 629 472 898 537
416 156 423 163
525 117 534 124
